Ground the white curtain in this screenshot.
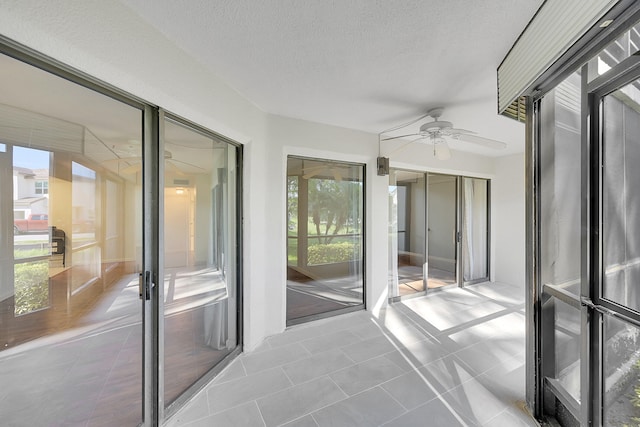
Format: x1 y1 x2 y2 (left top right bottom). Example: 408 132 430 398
388 184 400 297
463 179 488 281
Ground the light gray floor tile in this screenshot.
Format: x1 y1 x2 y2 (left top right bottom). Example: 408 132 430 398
340 335 398 363
184 401 265 427
206 367 291 414
391 335 449 367
482 409 534 427
479 358 526 401
301 329 362 354
375 307 430 345
429 301 508 331
500 405 539 427
210 359 246 385
346 321 386 340
281 415 319 427
165 392 209 426
418 354 484 396
329 355 405 396
168 280 532 427
381 370 439 410
282 348 354 384
257 376 347 427
453 341 506 376
267 324 329 348
312 387 406 427
242 342 310 375
441 374 513 425
383 397 476 427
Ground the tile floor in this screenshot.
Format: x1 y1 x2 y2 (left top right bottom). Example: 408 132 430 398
166 281 539 427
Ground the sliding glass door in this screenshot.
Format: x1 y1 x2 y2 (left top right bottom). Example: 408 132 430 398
388 170 490 299
162 117 239 409
388 170 427 297
426 173 458 289
0 45 242 425
286 156 365 325
0 51 145 426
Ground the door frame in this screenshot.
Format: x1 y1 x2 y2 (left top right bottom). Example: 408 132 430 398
388 169 491 301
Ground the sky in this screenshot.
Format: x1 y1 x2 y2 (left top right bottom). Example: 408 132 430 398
13 146 50 170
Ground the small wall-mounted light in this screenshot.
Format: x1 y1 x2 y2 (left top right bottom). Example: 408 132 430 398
175 188 185 195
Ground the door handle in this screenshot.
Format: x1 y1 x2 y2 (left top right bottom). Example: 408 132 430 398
139 271 154 300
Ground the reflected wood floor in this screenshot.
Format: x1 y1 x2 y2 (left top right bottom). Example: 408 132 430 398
0 267 233 426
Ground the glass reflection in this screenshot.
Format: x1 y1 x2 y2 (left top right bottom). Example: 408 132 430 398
388 170 426 297
163 119 238 406
0 52 143 425
286 157 364 324
603 316 640 426
462 177 488 283
603 78 640 313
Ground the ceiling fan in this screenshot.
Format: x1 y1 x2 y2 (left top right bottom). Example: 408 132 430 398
302 164 349 182
103 150 205 175
381 108 508 160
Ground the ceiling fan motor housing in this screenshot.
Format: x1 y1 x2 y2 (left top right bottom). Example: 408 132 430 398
419 120 453 135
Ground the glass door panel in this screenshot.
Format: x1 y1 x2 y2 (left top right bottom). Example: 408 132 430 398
426 173 457 289
286 157 364 324
602 81 640 313
388 170 426 298
600 77 640 427
461 177 489 284
162 118 239 407
0 52 143 425
538 70 583 422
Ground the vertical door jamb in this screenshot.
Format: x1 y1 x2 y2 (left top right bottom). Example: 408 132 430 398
142 105 161 426
423 172 429 294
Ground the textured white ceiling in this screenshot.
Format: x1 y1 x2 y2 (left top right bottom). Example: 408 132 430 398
119 0 542 154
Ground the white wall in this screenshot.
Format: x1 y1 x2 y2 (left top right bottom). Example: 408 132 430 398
492 153 526 286
0 1 526 351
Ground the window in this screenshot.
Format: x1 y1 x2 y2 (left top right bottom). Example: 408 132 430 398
34 180 48 194
286 156 365 324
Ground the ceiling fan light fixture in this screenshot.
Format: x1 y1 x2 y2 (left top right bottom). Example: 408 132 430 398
433 137 451 160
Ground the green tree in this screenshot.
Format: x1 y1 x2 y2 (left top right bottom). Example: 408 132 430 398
308 178 360 244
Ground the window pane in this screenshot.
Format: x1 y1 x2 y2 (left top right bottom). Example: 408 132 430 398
0 52 143 425
602 77 640 313
539 70 583 410
427 174 457 288
588 19 640 82
388 170 426 297
554 299 581 402
540 70 582 289
286 157 364 323
462 177 488 282
603 316 640 426
163 119 239 406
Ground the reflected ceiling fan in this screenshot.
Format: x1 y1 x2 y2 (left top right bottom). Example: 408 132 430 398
302 164 349 181
103 150 205 175
381 108 507 160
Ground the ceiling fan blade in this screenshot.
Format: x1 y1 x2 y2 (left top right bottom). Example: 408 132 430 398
121 163 142 174
302 165 325 173
302 171 317 179
381 133 421 142
448 128 476 136
102 156 142 165
165 160 187 176
171 158 206 172
454 133 507 150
